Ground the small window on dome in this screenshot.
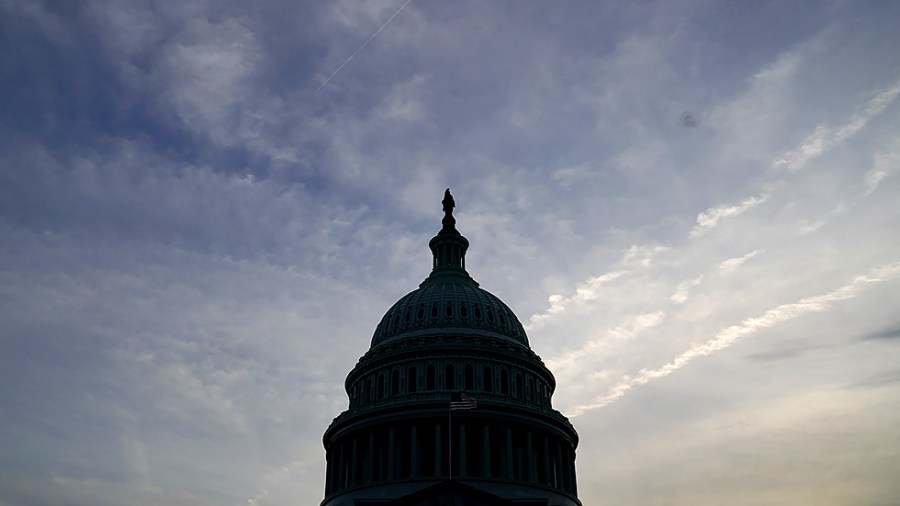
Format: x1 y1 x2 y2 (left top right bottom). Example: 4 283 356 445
459 303 468 318
404 308 412 323
431 304 439 319
445 303 453 318
487 308 494 322
417 305 424 320
473 306 482 320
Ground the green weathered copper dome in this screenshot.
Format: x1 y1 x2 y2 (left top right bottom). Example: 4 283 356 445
371 274 529 349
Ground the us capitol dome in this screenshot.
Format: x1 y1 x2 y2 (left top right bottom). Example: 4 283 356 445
322 189 581 505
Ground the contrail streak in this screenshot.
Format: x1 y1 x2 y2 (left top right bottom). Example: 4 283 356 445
315 0 414 92
567 261 900 417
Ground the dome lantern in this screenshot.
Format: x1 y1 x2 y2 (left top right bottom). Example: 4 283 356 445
426 188 471 278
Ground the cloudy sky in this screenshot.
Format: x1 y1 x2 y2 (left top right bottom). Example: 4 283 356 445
2 1 900 505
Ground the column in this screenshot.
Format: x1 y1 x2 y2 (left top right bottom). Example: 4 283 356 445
434 423 442 477
375 432 383 481
505 428 513 479
555 441 564 489
526 431 535 482
542 436 551 486
410 424 418 477
396 426 404 477
483 425 491 477
367 432 375 483
337 442 345 489
351 437 359 487
459 423 467 477
388 427 396 480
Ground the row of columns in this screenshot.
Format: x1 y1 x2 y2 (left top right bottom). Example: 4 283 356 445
325 419 576 497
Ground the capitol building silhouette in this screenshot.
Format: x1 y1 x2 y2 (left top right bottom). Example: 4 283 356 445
321 190 580 506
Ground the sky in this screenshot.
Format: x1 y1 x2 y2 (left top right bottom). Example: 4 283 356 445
1 1 899 505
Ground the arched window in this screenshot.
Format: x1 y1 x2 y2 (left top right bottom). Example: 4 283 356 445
514 371 523 399
391 369 400 396
407 366 417 393
483 366 493 393
465 364 474 390
377 373 385 400
445 363 455 390
500 368 509 395
426 364 436 391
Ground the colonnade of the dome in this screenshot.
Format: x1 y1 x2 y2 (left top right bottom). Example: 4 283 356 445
346 353 555 412
324 416 578 499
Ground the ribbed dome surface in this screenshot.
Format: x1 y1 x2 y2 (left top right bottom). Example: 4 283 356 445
370 276 529 349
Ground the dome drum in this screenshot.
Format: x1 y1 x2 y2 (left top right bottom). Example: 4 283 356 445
343 350 559 415
324 414 578 504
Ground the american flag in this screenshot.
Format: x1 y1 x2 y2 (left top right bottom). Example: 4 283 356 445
450 392 478 410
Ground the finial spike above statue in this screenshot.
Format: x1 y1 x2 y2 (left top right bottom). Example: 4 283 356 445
441 188 457 232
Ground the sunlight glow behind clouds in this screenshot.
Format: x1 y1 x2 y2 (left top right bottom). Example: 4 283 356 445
690 193 770 238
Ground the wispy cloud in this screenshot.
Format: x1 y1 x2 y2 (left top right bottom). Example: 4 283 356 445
526 244 669 330
623 245 671 267
567 261 900 417
547 311 666 372
863 145 900 196
718 249 764 274
526 271 626 329
670 275 704 304
772 77 900 171
690 193 770 238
